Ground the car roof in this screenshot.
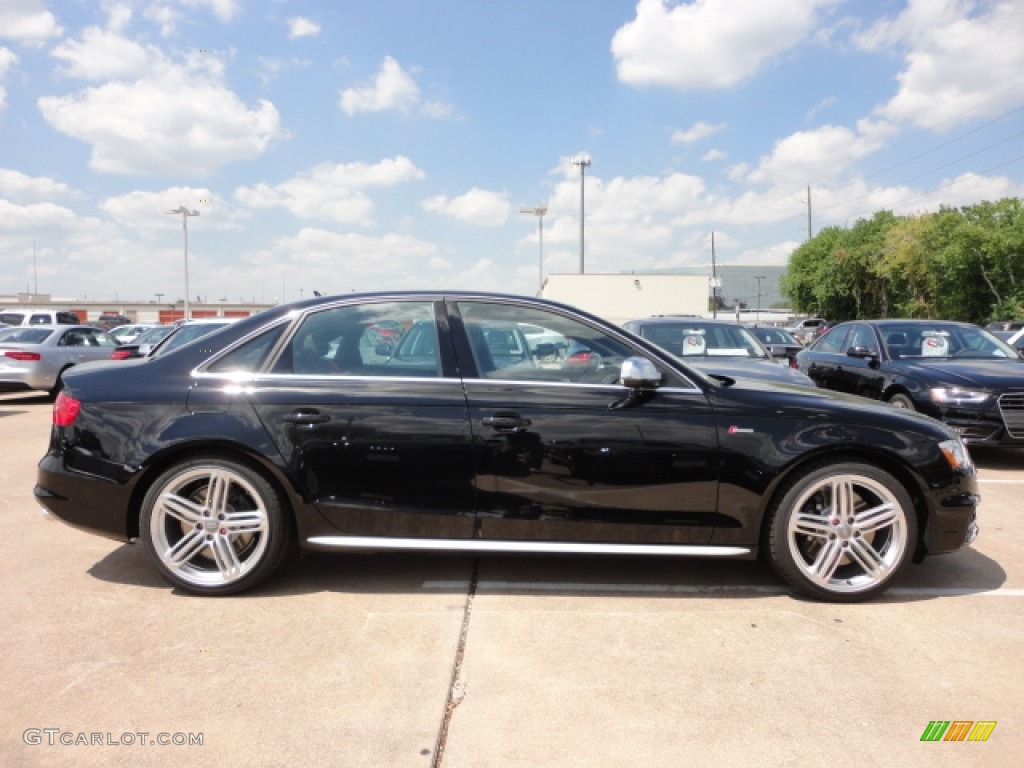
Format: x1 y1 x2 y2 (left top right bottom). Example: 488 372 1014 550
834 318 978 328
626 316 744 326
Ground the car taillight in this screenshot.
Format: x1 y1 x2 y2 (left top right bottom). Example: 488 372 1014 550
4 351 41 361
110 349 133 360
790 358 799 369
567 351 593 365
53 392 81 426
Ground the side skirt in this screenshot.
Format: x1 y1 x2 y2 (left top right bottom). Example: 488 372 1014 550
306 535 750 557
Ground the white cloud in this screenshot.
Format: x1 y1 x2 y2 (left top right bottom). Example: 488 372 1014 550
234 157 425 224
101 187 247 235
701 148 727 162
612 0 838 89
422 188 510 227
339 56 453 118
743 118 897 187
256 56 311 85
859 0 1024 130
38 35 285 176
0 168 71 202
240 228 440 293
143 0 239 36
339 56 420 115
0 0 62 46
52 27 153 80
288 17 320 40
0 47 16 109
671 121 726 144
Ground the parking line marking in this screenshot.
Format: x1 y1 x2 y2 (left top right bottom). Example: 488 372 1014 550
422 581 1024 597
977 479 1024 484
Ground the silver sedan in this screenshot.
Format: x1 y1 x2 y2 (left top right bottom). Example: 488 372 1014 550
0 325 120 396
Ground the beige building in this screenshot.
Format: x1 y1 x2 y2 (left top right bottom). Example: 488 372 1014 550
0 293 275 325
541 274 708 325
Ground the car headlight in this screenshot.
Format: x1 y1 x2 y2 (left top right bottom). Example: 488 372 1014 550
938 438 974 472
930 387 991 405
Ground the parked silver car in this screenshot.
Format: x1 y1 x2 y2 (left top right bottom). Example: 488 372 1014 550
0 325 119 396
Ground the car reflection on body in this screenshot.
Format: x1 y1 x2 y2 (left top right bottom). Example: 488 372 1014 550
796 318 1024 445
622 317 815 387
0 324 119 397
37 292 978 602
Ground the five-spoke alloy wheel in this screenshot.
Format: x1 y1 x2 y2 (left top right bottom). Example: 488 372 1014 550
140 456 292 595
767 461 917 602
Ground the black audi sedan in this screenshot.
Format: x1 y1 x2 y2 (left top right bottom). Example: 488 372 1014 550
36 293 978 602
796 319 1024 445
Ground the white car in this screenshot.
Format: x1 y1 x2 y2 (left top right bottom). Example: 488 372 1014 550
0 324 120 396
0 309 81 327
109 324 158 344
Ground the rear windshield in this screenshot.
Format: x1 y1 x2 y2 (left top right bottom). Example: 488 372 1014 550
0 328 53 344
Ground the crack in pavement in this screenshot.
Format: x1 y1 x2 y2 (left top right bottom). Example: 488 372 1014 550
431 557 480 768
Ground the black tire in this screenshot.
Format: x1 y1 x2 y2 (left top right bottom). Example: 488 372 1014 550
49 367 70 399
766 461 918 602
887 393 915 410
139 454 293 596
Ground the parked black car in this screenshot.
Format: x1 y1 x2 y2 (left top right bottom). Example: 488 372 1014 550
36 293 978 602
796 319 1024 445
621 317 815 387
748 325 804 366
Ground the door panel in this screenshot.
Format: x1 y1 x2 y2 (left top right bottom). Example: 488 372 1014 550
248 300 476 539
451 300 720 545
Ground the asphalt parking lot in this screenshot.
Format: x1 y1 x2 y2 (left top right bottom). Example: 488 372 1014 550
1 391 1021 767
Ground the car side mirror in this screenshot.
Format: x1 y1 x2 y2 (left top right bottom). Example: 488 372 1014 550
620 357 661 389
375 343 393 357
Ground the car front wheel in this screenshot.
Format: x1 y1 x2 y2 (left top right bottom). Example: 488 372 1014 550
767 461 917 602
140 455 292 595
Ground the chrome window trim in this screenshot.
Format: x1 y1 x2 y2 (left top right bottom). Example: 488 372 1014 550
307 535 749 558
191 369 705 395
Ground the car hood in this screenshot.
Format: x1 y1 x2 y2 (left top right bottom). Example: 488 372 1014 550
684 357 814 386
892 358 1024 389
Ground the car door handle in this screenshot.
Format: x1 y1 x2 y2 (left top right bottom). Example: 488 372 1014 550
482 413 531 431
282 409 330 426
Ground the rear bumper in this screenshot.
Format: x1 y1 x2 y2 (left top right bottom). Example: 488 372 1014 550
35 453 134 541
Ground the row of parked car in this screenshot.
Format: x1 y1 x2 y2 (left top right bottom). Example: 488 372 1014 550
0 318 235 397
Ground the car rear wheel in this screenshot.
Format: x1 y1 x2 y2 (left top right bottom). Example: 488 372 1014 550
140 455 292 595
767 461 917 602
888 393 915 410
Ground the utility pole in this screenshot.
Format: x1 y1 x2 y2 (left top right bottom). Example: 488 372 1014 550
710 231 719 318
806 185 813 240
572 157 591 273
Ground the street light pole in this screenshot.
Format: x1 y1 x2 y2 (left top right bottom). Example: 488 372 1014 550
754 275 766 323
166 206 200 321
520 204 548 294
571 157 591 273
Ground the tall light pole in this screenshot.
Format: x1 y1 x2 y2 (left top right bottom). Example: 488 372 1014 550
754 275 766 323
166 206 200 321
520 204 548 294
571 157 591 273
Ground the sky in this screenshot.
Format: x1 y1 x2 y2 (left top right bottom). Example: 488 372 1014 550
2 0 1024 306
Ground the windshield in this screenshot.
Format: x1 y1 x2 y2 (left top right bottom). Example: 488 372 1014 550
881 324 1017 359
752 327 799 345
638 322 767 359
153 322 231 357
0 327 53 344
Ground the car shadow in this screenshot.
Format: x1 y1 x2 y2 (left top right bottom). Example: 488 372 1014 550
86 540 1007 605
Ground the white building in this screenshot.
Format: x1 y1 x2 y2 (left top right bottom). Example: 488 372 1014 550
541 274 708 325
